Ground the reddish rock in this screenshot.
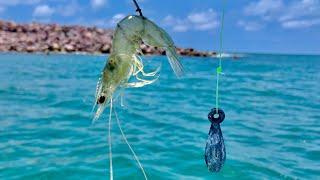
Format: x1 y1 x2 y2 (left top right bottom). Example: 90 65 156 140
100 44 110 53
0 19 216 56
51 43 60 50
64 44 75 52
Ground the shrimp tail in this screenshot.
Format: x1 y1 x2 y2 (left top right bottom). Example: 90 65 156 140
165 47 184 77
140 17 184 77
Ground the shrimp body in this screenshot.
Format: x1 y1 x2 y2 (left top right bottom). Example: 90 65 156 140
93 15 183 120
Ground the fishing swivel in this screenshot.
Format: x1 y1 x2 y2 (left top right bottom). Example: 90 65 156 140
208 108 225 124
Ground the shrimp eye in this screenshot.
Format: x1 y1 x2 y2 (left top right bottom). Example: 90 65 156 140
98 96 106 104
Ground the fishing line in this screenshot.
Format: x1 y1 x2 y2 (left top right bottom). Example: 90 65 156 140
215 0 226 113
108 98 114 180
204 0 227 172
133 0 144 17
114 109 148 180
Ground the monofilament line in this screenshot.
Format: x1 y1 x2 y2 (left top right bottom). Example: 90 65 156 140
108 98 113 180
114 109 148 180
132 0 143 17
215 0 226 114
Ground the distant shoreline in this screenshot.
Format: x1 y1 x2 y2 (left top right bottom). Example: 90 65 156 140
0 20 218 57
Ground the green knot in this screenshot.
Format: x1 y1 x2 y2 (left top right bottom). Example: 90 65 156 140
216 66 222 74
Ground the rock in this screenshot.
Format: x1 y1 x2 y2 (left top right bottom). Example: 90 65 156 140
96 28 105 34
26 45 36 52
100 44 110 53
51 43 60 51
64 44 75 52
0 19 217 56
84 32 92 39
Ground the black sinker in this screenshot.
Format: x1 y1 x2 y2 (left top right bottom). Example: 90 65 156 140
97 96 106 104
204 108 226 172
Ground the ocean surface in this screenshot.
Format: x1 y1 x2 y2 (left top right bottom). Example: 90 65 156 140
0 53 319 179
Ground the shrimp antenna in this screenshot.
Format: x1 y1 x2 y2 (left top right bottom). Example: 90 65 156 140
132 0 144 17
114 109 148 180
108 98 114 180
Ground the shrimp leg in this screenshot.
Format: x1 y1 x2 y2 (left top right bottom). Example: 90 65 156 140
132 55 161 77
124 77 158 88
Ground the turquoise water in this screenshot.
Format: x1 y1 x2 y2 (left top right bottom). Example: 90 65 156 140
0 53 319 179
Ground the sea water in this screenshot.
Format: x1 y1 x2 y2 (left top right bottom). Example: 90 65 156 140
0 53 319 179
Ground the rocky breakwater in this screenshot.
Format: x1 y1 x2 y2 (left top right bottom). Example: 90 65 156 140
0 20 216 57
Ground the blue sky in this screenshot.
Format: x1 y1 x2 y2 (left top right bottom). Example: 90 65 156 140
0 0 319 54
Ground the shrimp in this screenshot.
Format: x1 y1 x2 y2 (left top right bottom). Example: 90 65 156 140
93 15 183 121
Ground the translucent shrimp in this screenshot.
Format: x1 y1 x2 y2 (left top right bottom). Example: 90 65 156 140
92 15 183 179
93 15 184 121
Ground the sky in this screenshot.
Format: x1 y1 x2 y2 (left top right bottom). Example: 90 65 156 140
0 0 319 54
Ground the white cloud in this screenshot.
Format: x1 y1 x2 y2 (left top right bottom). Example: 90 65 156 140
282 19 320 28
33 5 54 17
0 0 40 6
109 13 126 25
163 15 188 32
91 13 126 27
278 0 320 29
238 20 263 31
0 6 5 13
242 0 320 29
188 11 213 24
279 0 320 21
244 0 283 20
91 0 107 9
163 9 219 32
173 25 189 32
57 0 81 17
188 9 219 30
